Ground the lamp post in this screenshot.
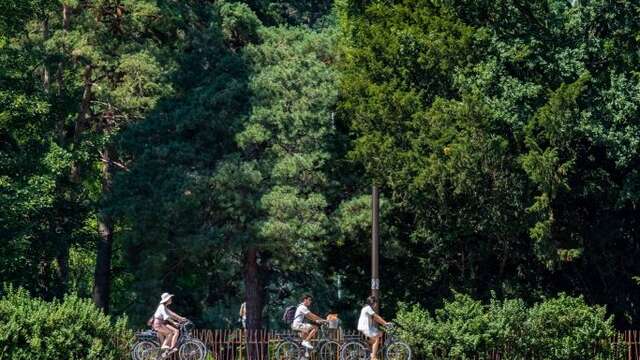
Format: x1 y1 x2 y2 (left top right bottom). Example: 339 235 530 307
371 184 380 312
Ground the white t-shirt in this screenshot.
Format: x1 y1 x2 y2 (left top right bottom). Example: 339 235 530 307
154 304 170 320
292 303 310 327
357 305 377 333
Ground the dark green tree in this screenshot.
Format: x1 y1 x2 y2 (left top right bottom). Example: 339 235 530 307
338 0 640 326
211 23 339 329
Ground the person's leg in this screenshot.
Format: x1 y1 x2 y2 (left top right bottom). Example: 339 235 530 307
155 326 172 348
166 324 179 349
365 337 373 357
304 326 318 341
172 327 180 348
370 336 381 360
300 324 315 349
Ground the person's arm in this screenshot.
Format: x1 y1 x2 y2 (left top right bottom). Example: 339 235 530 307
167 308 186 322
305 312 324 323
372 314 388 327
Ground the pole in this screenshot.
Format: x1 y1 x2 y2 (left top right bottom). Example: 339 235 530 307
371 184 380 312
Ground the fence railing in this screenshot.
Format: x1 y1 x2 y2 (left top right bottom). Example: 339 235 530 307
616 330 640 360
150 329 640 360
189 328 356 360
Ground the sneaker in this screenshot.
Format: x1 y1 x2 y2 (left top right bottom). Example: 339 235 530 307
301 340 314 350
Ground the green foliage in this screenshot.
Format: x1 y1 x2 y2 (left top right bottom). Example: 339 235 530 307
108 3 341 327
0 287 131 360
1 0 179 300
527 295 614 359
219 1 262 49
339 0 640 326
108 4 251 322
204 22 341 326
243 0 333 26
5 0 640 340
395 293 615 359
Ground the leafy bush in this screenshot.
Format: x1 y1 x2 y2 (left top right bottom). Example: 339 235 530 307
527 295 614 359
0 287 132 360
395 293 616 359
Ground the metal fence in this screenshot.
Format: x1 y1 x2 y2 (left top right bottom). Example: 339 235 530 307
189 328 354 360
152 329 640 360
616 331 640 360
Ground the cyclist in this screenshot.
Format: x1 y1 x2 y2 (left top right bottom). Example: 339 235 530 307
291 294 325 350
357 296 390 360
152 292 187 355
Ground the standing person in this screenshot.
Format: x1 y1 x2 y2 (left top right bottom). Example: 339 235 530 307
357 296 390 360
152 293 187 355
239 301 247 329
291 294 325 350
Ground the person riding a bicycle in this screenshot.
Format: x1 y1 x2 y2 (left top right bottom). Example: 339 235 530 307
152 292 187 355
357 296 390 360
292 294 325 350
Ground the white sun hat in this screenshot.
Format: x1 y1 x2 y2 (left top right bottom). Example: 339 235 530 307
160 292 174 304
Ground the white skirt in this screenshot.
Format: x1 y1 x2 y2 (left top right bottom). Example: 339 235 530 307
360 327 381 338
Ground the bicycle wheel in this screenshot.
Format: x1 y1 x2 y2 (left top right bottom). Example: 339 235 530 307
179 339 207 360
184 337 207 358
319 340 340 360
275 340 302 360
140 347 164 360
132 340 157 360
195 338 208 357
340 342 367 360
385 342 411 360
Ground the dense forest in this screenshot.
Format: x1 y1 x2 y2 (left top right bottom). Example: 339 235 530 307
2 0 640 332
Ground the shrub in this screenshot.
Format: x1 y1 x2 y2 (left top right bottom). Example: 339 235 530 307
394 293 615 359
0 287 132 360
527 294 614 359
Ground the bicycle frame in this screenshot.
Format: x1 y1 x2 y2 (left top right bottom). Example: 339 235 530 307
133 322 194 351
383 331 396 348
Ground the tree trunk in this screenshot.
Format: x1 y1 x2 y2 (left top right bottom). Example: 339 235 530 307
244 246 263 329
62 4 71 29
244 246 263 360
42 18 50 92
74 64 92 140
55 4 70 142
56 4 71 95
55 247 70 297
93 147 114 312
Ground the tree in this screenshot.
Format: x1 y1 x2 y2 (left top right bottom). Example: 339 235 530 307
243 0 333 26
0 0 95 300
108 1 254 324
210 22 339 329
338 0 640 326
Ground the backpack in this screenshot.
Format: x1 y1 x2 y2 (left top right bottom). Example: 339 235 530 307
282 305 297 325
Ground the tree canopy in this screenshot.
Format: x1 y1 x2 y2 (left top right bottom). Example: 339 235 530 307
2 0 640 331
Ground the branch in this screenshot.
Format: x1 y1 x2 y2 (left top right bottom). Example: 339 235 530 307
98 151 130 172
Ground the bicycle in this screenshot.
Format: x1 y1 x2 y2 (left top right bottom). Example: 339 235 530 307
275 321 341 360
130 319 207 360
339 324 411 360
